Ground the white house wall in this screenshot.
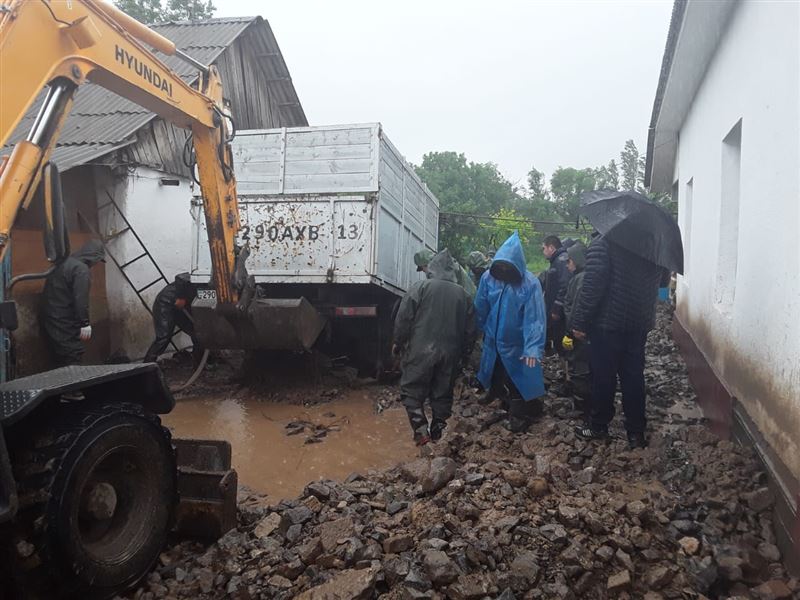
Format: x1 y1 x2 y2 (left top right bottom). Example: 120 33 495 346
96 166 195 359
672 1 800 479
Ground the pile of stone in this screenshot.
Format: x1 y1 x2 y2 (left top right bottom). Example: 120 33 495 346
127 310 798 600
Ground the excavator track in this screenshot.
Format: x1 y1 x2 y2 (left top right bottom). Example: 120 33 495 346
2 402 177 599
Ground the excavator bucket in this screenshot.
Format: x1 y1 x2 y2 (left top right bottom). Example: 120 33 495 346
173 439 238 539
192 296 328 352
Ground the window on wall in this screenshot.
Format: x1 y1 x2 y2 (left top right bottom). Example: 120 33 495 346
715 119 742 311
684 178 693 280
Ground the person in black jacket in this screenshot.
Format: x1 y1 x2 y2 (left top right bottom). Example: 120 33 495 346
541 236 571 355
42 239 106 366
571 233 669 449
143 273 200 364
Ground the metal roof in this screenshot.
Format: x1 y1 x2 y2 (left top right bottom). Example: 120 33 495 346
3 16 306 171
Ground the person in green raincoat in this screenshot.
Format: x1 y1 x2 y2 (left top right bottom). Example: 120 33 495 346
395 250 476 445
466 251 491 286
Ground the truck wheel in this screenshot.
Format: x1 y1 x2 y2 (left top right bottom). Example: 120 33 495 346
5 402 177 598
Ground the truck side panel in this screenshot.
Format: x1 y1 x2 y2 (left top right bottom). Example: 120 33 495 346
191 124 438 296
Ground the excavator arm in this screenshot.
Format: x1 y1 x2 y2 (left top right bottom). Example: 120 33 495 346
0 0 241 305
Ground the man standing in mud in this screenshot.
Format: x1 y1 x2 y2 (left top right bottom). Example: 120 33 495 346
475 232 547 433
394 250 476 446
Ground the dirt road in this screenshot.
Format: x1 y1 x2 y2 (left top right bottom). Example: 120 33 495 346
129 310 798 599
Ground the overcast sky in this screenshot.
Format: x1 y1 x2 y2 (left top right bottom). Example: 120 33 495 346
217 0 673 188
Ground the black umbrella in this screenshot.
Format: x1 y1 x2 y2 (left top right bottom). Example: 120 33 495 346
579 189 684 274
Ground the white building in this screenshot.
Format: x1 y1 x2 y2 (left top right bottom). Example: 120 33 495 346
4 17 306 372
646 0 799 566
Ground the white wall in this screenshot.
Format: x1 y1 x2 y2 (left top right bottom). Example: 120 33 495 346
95 167 195 359
673 1 800 478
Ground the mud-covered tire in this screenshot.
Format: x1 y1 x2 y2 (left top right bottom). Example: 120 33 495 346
3 402 177 599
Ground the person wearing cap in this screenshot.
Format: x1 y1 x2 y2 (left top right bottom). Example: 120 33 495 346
561 242 591 407
414 249 476 297
466 250 491 286
42 239 106 367
143 273 201 364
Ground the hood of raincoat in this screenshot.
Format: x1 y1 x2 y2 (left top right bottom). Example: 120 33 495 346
427 249 458 283
490 232 527 281
71 239 105 267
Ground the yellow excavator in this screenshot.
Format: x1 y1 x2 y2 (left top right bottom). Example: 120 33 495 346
0 0 249 596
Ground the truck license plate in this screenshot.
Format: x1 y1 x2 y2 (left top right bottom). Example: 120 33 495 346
197 289 217 301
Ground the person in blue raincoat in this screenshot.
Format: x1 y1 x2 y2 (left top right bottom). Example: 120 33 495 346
474 232 547 432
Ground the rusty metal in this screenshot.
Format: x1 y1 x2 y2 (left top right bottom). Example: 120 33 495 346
173 438 238 540
192 296 327 351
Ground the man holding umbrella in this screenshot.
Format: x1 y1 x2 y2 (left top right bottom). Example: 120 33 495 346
571 190 682 449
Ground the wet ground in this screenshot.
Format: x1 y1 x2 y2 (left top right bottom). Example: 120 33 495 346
163 390 416 501
133 309 799 600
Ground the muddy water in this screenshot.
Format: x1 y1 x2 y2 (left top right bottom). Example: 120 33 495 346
163 391 417 501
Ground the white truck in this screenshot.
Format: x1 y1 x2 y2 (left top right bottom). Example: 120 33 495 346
190 123 439 375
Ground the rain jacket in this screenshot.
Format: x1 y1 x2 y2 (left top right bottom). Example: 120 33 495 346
394 250 476 395
545 246 571 315
143 273 197 363
42 240 105 364
475 232 546 400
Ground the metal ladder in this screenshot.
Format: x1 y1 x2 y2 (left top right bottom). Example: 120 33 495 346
78 191 180 353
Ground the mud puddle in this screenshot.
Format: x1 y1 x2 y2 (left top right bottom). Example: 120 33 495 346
163 390 416 501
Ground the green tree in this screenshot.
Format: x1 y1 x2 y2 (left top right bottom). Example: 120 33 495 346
526 166 548 201
114 0 215 23
620 139 641 191
415 152 522 260
115 0 163 22
549 167 597 223
479 207 535 250
165 0 215 20
595 159 619 190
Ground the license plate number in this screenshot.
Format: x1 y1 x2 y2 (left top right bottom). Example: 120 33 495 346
197 288 217 301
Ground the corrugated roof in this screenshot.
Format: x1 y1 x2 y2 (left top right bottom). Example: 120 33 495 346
3 16 305 171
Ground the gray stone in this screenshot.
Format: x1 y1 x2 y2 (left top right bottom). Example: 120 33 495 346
401 459 431 483
283 505 314 527
615 548 634 571
254 513 282 538
745 487 775 512
626 500 647 519
298 537 322 564
286 524 303 544
607 570 631 591
595 545 614 562
502 469 526 488
295 566 378 600
384 556 411 586
645 566 673 589
387 501 408 515
446 574 493 600
539 523 568 543
757 542 781 563
527 477 549 497
422 549 460 586
384 534 415 554
319 517 356 552
421 457 457 493
509 551 540 591
678 536 700 555
557 505 580 527
751 580 792 600
305 482 331 501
